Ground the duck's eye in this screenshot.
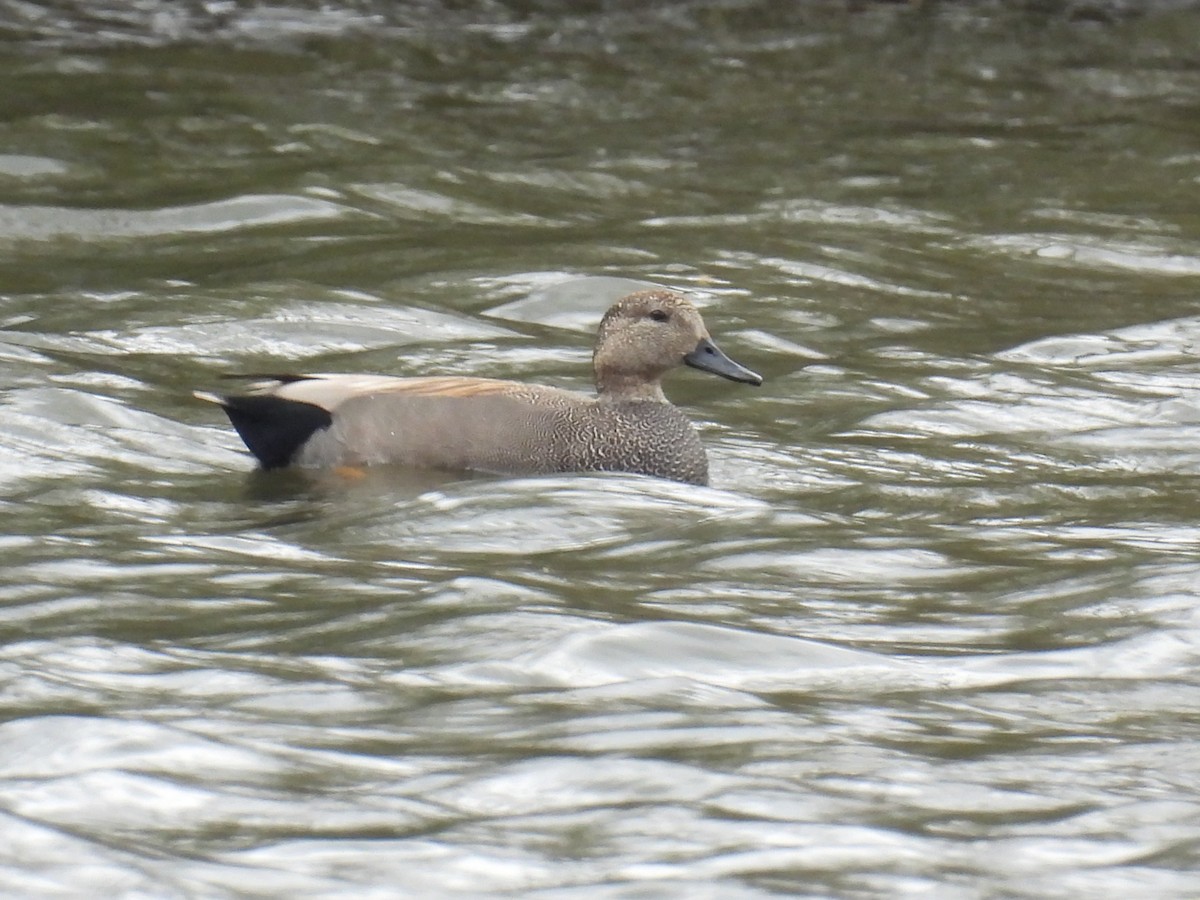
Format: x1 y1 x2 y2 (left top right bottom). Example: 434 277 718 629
648 309 670 323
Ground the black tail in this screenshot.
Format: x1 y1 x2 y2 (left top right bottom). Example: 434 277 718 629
215 394 333 470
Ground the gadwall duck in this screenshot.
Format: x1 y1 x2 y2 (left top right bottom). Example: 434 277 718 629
198 289 761 485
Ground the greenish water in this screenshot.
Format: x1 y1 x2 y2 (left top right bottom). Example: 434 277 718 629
2 2 1200 897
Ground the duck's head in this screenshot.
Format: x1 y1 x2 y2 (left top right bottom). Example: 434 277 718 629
592 290 762 400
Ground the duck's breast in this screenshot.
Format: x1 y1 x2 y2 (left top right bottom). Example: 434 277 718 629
564 401 708 485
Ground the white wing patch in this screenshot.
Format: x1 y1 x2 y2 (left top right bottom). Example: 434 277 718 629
267 375 519 410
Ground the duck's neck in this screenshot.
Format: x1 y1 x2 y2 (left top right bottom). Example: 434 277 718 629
595 374 668 404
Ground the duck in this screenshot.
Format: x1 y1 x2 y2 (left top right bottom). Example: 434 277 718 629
197 289 762 486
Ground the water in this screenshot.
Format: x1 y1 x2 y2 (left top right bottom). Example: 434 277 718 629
2 1 1200 896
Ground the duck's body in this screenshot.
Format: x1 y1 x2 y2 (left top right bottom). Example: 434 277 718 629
199 290 761 486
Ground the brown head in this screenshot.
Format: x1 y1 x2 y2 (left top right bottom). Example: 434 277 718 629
591 289 762 401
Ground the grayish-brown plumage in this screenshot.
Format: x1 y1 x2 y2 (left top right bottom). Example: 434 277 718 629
197 289 762 485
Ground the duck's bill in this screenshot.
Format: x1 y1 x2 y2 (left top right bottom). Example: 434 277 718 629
684 338 763 385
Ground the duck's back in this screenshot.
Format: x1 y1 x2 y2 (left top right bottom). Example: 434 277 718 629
279 376 709 484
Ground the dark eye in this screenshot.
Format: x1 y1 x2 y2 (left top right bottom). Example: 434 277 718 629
648 309 670 323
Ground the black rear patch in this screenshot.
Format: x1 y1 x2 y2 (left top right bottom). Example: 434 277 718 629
216 394 333 469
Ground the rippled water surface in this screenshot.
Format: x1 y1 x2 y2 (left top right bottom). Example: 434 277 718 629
3 2 1200 896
